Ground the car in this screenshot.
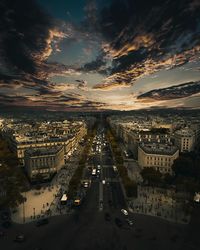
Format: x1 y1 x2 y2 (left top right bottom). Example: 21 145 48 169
104 212 111 221
126 218 133 226
14 234 25 243
84 182 88 188
113 166 117 172
115 218 123 227
36 218 49 227
121 209 128 216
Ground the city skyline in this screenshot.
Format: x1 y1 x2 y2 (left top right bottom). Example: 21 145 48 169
1 110 200 249
0 0 200 111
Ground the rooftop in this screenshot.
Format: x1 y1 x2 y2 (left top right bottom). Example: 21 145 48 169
139 143 178 156
25 146 63 157
175 128 195 137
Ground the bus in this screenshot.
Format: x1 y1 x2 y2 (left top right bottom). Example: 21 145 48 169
60 194 68 205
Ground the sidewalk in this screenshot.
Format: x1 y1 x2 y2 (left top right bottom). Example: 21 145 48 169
128 186 190 224
11 143 84 224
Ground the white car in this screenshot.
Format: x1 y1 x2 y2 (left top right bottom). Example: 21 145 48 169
121 209 128 216
84 182 88 188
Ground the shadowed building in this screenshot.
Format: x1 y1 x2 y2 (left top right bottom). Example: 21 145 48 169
24 146 64 180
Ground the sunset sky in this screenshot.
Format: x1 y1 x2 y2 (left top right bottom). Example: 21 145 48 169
0 0 200 111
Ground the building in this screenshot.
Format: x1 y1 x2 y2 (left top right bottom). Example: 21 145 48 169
108 116 173 159
24 146 64 180
138 143 179 174
174 128 195 152
2 120 87 165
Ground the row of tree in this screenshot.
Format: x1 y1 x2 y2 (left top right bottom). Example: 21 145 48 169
0 136 28 208
106 128 137 198
67 125 97 199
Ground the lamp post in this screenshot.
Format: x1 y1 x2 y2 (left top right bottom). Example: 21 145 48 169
22 192 26 224
33 207 36 219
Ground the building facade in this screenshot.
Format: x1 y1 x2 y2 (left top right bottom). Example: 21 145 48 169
174 128 195 152
24 146 64 180
2 121 87 165
138 143 179 174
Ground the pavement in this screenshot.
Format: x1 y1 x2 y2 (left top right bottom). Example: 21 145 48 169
128 185 190 224
11 143 84 224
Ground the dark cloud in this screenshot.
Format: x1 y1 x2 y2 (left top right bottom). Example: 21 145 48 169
88 0 200 83
75 79 88 89
137 81 200 101
0 0 53 75
0 93 29 104
81 54 108 73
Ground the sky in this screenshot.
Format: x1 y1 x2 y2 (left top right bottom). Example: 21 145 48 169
0 0 200 111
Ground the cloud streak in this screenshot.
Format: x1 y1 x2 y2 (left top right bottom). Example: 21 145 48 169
137 81 200 101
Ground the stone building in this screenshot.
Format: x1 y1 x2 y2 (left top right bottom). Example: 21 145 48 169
24 146 64 180
174 128 195 152
138 143 179 174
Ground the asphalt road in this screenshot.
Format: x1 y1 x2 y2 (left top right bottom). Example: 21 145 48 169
1 131 198 250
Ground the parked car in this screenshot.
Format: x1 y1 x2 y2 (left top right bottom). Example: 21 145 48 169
121 209 128 216
36 218 49 227
14 234 25 243
126 218 133 226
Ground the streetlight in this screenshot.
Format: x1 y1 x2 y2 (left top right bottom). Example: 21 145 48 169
22 192 26 224
33 207 36 219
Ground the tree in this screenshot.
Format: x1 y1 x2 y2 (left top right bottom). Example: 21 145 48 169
172 156 194 177
141 168 162 186
0 164 28 208
106 125 137 198
0 137 28 208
